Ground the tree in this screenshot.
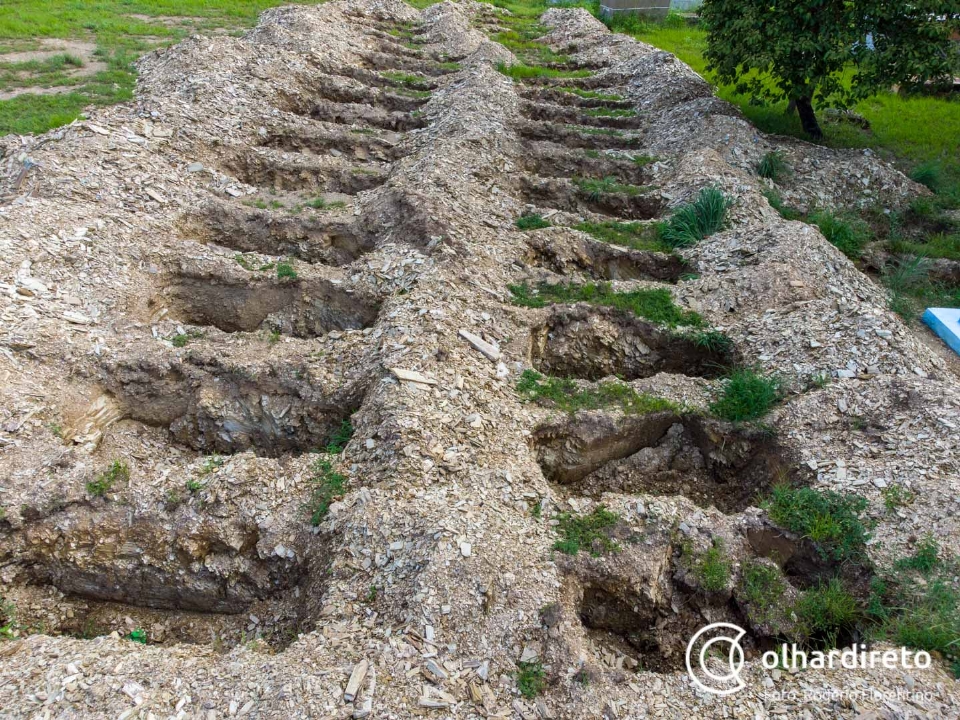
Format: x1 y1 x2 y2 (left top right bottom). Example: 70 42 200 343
700 0 959 138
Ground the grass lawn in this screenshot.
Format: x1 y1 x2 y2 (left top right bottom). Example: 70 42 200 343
0 1 328 136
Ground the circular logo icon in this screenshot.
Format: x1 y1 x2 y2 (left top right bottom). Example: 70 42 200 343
685 622 747 696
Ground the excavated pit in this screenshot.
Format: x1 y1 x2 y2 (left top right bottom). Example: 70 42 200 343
518 121 645 150
98 357 365 456
535 411 794 513
519 87 635 110
224 149 388 193
522 233 685 282
259 127 407 162
281 81 427 114
530 305 734 380
577 585 705 673
186 198 372 265
308 100 428 132
524 140 651 185
359 51 455 76
520 100 643 130
161 271 380 338
521 176 661 220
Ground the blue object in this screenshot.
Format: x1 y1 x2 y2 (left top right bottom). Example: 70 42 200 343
923 307 960 357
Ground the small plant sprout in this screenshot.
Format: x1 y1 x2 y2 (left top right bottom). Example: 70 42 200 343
659 186 732 248
87 460 129 497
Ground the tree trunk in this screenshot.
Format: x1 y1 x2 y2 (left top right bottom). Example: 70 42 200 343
794 96 823 139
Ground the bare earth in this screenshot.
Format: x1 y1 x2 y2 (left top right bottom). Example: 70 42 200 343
0 1 958 718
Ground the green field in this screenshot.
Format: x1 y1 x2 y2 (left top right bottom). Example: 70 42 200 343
0 1 326 135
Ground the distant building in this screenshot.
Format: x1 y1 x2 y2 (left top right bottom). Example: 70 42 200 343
598 0 699 20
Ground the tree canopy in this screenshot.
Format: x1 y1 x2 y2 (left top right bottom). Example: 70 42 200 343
700 0 959 137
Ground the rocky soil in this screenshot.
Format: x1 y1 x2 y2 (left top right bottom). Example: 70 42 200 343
0 1 958 717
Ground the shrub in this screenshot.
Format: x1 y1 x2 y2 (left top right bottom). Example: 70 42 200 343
87 460 129 497
516 661 546 698
709 369 780 422
764 485 871 561
660 186 732 248
553 506 620 556
515 214 551 230
276 262 298 280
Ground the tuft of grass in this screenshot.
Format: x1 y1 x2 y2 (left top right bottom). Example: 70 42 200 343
690 329 734 354
795 579 862 647
695 539 731 593
553 505 620 556
170 329 203 348
305 197 347 210
87 459 128 497
495 61 591 80
659 186 732 248
126 628 148 644
756 150 789 181
235 254 275 272
875 539 960 669
881 484 915 513
808 210 871 260
740 560 786 624
573 220 668 252
516 369 679 415
574 175 643 200
909 161 944 193
764 485 871 562
708 369 780 422
895 536 940 574
516 660 546 698
276 262 297 280
306 458 347 525
515 213 551 230
325 419 353 454
508 281 703 327
762 188 802 220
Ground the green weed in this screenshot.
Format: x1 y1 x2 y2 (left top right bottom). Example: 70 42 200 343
695 539 731 592
573 220 668 252
764 485 871 562
574 175 643 199
809 210 871 259
515 214 551 230
87 459 128 497
508 281 703 327
516 660 546 698
495 61 591 80
516 369 679 415
553 505 620 556
325 419 353 454
306 458 346 525
276 262 297 280
795 579 862 647
756 150 790 181
709 369 781 422
659 186 732 248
